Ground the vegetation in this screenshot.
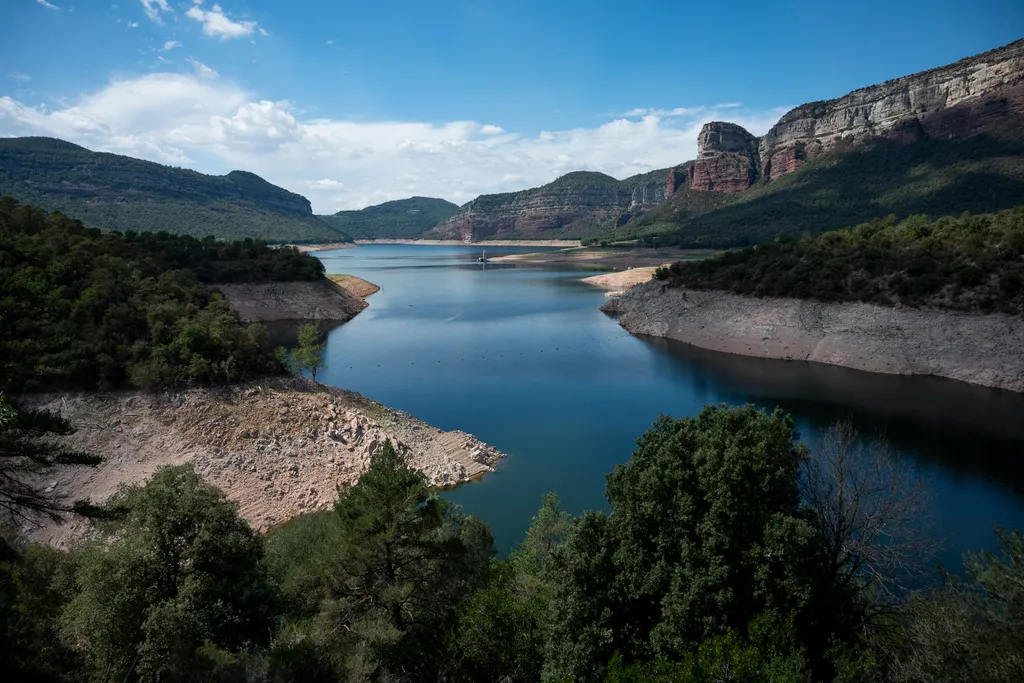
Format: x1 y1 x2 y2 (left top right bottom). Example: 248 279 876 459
317 197 459 240
624 126 1024 248
654 208 1024 315
0 137 350 243
283 323 327 381
1 404 1021 682
0 197 324 392
425 169 670 241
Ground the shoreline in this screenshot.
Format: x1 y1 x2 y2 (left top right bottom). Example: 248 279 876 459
22 376 506 548
352 238 581 247
602 281 1024 393
490 247 710 269
291 242 355 253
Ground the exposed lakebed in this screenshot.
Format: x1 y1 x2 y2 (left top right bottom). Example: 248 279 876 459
312 244 1024 569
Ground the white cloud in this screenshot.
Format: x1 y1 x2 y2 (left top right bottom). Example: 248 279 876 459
186 3 262 40
37 0 60 9
162 40 182 51
187 58 218 78
0 70 788 213
127 20 139 28
140 0 170 23
8 74 32 82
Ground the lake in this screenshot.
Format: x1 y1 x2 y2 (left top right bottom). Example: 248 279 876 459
313 244 1024 571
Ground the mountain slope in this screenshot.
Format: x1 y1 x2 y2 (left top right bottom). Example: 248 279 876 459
427 169 668 241
317 196 458 239
0 137 349 243
619 38 1024 247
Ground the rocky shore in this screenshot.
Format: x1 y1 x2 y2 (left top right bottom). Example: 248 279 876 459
213 277 371 323
22 377 506 548
602 281 1024 392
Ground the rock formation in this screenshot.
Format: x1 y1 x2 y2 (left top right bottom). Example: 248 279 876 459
758 39 1024 179
430 170 667 241
690 122 760 192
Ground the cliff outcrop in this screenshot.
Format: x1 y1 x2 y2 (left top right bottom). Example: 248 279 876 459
690 122 760 192
602 281 1024 392
430 170 667 241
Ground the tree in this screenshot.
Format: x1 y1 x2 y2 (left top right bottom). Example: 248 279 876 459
60 465 276 683
544 405 821 682
285 323 326 381
325 440 493 681
882 526 1024 683
0 392 101 525
800 422 932 619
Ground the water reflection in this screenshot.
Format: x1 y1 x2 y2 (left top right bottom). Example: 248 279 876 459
645 336 1024 496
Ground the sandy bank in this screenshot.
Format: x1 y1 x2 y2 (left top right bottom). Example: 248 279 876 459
21 376 505 548
327 273 381 299
602 281 1024 392
490 247 711 268
354 238 581 247
213 278 371 323
291 242 355 253
581 267 661 293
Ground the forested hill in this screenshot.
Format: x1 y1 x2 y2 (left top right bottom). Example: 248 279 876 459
0 137 350 243
317 196 459 239
657 208 1024 315
0 197 327 392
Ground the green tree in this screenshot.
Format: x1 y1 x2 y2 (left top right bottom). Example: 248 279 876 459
544 405 825 682
60 465 276 683
882 526 1024 683
324 440 493 681
285 323 326 381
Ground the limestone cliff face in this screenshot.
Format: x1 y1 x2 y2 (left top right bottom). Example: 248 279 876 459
431 170 667 241
690 122 760 192
758 39 1024 179
602 281 1024 392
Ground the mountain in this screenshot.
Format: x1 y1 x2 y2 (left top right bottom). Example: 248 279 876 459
0 137 349 243
427 169 668 241
316 197 459 239
622 38 1024 247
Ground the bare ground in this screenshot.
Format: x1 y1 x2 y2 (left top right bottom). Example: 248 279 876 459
20 377 505 548
581 267 661 293
489 247 712 268
327 273 381 299
213 279 370 323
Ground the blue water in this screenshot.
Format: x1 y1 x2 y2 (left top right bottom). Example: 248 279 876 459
314 244 1024 571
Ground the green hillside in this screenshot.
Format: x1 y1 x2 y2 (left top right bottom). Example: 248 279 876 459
317 196 458 239
624 122 1024 248
657 208 1024 315
0 137 350 243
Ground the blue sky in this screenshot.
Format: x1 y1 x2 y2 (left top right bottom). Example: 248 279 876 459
2 0 1022 211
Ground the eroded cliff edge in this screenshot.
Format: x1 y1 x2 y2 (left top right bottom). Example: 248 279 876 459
602 281 1024 392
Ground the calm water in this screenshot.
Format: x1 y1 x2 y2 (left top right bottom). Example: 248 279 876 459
313 244 1024 570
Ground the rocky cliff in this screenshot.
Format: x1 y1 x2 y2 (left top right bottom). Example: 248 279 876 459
602 281 1024 392
429 169 668 241
690 122 760 192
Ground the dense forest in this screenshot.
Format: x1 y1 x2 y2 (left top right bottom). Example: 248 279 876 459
0 197 327 392
624 123 1024 248
655 208 1024 315
318 197 459 240
0 138 350 243
2 405 1021 682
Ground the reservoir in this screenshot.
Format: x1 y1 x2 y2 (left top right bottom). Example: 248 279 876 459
314 244 1024 571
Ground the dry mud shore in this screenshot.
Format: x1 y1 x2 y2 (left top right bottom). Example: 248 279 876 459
581 267 660 296
22 377 505 548
603 281 1024 392
490 247 709 268
354 238 581 247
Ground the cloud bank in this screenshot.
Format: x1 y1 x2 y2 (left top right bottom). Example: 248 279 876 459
0 70 788 213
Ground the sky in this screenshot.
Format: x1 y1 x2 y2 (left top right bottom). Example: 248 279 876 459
1 1 1022 213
